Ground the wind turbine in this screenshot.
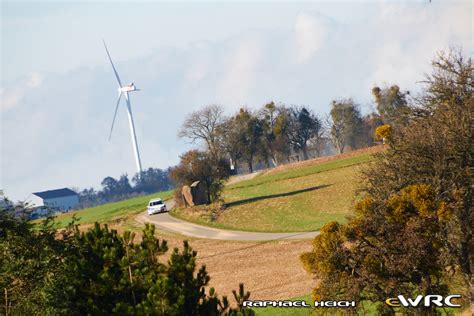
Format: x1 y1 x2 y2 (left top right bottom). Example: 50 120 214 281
103 40 143 175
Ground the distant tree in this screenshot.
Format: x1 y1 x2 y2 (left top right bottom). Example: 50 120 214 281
170 150 231 202
287 106 323 160
99 174 133 202
221 105 290 171
78 188 99 208
272 108 292 163
100 176 119 198
78 169 173 208
132 168 172 194
258 102 292 167
178 104 226 160
117 174 132 195
360 112 384 146
258 102 277 167
372 84 409 125
233 108 264 173
328 99 363 153
218 117 242 172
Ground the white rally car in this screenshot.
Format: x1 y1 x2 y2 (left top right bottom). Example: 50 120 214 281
147 198 167 215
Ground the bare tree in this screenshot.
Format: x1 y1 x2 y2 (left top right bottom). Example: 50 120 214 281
219 116 242 170
178 105 225 160
327 112 346 154
328 99 363 154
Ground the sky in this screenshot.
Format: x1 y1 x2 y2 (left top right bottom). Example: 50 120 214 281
1 1 472 202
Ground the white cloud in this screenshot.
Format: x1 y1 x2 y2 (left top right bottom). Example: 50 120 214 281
217 33 263 107
26 72 43 87
293 12 330 64
367 1 472 89
0 72 43 111
0 87 23 112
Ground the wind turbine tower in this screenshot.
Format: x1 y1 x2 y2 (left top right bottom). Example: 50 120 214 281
103 40 143 175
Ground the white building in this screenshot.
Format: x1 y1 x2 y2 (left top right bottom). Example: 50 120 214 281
29 188 79 218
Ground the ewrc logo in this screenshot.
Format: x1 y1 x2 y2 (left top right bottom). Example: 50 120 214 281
385 295 461 308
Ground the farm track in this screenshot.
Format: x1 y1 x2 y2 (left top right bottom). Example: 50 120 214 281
136 200 319 241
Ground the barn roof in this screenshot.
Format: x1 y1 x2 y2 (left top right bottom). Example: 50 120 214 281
32 188 78 200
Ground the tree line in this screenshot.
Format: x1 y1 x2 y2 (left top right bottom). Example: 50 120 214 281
170 82 409 204
179 87 408 170
77 168 173 208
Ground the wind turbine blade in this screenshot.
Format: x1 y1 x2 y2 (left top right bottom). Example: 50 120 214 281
102 39 123 87
109 93 122 141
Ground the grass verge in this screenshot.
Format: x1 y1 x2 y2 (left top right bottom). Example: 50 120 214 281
50 190 173 228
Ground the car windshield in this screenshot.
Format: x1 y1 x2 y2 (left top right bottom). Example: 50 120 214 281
150 201 163 206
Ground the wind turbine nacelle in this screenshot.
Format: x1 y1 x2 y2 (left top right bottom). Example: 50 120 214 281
120 83 139 92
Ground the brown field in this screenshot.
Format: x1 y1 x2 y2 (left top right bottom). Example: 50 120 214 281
93 220 314 301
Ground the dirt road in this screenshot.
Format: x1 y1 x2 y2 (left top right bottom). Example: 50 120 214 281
132 201 316 300
136 200 319 241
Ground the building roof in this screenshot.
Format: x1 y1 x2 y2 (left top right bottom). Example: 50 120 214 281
32 188 78 200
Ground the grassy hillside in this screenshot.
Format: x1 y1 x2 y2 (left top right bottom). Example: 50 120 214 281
171 147 381 233
51 190 173 228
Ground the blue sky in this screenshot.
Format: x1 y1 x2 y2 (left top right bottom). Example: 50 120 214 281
1 1 472 201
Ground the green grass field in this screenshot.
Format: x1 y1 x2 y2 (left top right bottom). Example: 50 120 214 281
48 148 377 233
51 190 173 228
171 151 375 232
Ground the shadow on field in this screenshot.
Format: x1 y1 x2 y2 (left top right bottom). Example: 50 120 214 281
225 185 331 208
198 230 318 260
